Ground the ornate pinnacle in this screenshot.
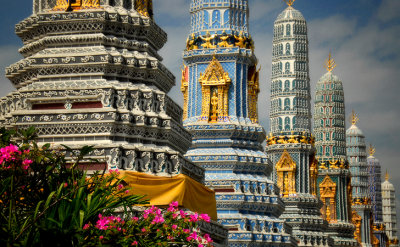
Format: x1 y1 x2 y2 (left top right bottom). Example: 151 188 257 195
385 170 389 181
369 144 376 156
324 52 337 72
351 110 359 125
283 0 295 7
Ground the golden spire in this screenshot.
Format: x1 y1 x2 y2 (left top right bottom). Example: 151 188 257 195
351 110 359 125
369 144 376 156
324 52 337 72
283 0 295 7
385 170 389 181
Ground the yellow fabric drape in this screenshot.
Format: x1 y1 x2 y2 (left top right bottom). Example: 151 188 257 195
119 171 217 220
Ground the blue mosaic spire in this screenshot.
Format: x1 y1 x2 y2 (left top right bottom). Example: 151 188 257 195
182 0 296 245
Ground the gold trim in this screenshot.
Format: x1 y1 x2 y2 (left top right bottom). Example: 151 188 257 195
310 156 318 196
276 150 296 197
181 63 189 121
248 65 260 124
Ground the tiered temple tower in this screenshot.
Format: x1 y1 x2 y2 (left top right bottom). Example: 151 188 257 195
266 1 332 246
382 172 399 247
346 112 373 247
314 54 357 247
182 0 295 245
368 146 388 247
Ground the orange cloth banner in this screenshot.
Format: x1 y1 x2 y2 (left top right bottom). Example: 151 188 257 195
119 171 217 220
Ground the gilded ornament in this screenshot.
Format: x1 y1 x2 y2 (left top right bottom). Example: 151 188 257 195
200 32 217 49
199 56 231 123
234 31 246 48
276 150 297 197
218 31 234 48
324 52 337 72
248 65 260 123
351 110 359 125
319 175 337 222
310 156 318 196
352 210 362 243
53 0 101 11
135 0 153 19
369 144 376 156
180 63 189 121
283 0 295 7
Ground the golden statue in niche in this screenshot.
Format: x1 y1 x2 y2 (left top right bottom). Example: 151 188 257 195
276 150 296 197
319 175 337 223
199 56 231 123
309 156 318 196
210 90 219 122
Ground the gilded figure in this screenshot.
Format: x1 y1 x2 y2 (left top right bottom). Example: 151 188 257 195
200 32 216 49
218 31 234 48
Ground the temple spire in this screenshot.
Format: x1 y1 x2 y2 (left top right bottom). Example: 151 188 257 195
324 52 337 72
351 110 359 125
385 170 389 181
283 0 295 7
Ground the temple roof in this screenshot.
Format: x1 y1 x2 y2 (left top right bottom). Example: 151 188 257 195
346 124 364 136
276 6 305 22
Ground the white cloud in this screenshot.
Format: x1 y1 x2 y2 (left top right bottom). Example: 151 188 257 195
377 0 400 23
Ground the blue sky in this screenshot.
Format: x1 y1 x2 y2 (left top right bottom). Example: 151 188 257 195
0 0 400 220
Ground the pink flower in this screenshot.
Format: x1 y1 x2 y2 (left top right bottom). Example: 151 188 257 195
170 201 179 208
200 214 211 223
132 216 139 221
131 241 138 246
83 224 90 230
172 224 177 230
63 183 68 188
141 228 146 232
199 245 204 247
189 213 199 222
125 190 130 194
118 184 124 190
183 229 190 233
99 236 104 240
203 234 213 243
179 210 187 218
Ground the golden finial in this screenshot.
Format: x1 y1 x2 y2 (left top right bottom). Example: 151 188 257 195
351 110 359 125
369 144 376 157
324 52 337 72
385 170 389 181
283 0 295 7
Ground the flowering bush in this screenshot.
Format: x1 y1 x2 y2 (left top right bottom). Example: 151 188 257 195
0 127 215 246
0 127 145 246
82 201 213 247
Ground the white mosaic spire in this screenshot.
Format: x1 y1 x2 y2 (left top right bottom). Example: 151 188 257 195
382 172 399 247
